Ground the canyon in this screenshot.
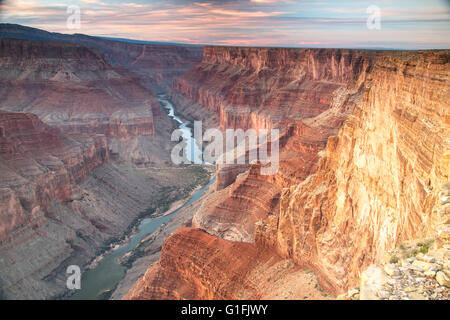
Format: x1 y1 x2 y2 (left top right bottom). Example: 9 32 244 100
0 24 203 93
126 47 449 299
0 23 448 300
0 27 207 299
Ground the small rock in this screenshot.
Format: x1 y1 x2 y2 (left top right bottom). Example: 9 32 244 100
408 292 428 300
416 253 436 263
429 266 438 272
436 271 450 288
404 286 416 293
443 267 450 278
412 259 434 271
360 265 388 300
384 264 399 276
377 290 390 299
424 270 436 278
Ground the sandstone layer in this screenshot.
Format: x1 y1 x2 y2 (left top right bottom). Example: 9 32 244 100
128 47 449 299
0 110 108 242
0 104 210 299
262 50 450 292
0 38 157 139
176 47 372 242
0 32 207 299
124 227 329 300
0 23 203 93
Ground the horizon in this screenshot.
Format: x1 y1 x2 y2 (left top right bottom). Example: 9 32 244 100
1 22 449 51
0 0 449 49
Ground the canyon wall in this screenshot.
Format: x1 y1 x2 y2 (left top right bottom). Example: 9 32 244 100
125 227 329 300
172 46 374 131
0 110 109 241
0 38 156 139
0 38 169 167
173 46 373 242
127 47 449 298
0 34 205 299
261 50 450 292
0 23 203 93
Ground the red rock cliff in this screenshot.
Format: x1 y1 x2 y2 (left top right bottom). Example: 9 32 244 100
124 227 328 300
262 50 450 292
173 46 374 131
0 23 204 93
128 48 449 299
0 110 109 242
174 47 372 242
0 38 157 139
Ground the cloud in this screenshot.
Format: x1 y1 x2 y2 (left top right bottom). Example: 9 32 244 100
0 0 449 49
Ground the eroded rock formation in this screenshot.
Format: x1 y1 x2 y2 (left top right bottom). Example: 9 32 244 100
124 227 329 300
0 23 203 93
0 110 109 241
0 38 157 140
127 47 449 299
0 34 205 299
176 47 371 242
261 50 450 292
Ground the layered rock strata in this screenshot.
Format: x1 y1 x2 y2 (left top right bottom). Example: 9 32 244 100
128 48 449 298
0 38 157 139
124 227 329 300
178 47 371 242
0 23 203 93
0 34 206 299
260 50 450 292
0 107 207 298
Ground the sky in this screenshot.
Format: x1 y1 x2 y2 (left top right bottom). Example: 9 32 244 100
0 0 449 49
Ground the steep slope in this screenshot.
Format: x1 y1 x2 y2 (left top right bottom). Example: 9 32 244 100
124 227 329 300
176 47 373 242
0 23 203 93
261 50 450 292
0 38 165 166
172 47 375 130
0 110 108 242
127 48 449 299
0 36 207 299
0 38 156 137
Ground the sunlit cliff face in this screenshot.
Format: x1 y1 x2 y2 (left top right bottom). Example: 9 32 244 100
125 47 449 298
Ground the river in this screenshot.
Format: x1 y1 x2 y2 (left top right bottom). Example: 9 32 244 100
69 95 214 300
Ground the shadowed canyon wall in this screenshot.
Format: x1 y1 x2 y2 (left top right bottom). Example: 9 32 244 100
127 47 449 298
0 34 204 299
0 23 203 93
173 47 375 243
0 110 109 242
0 38 180 166
0 38 157 139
